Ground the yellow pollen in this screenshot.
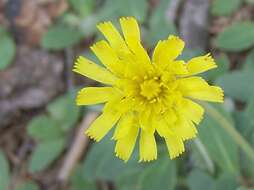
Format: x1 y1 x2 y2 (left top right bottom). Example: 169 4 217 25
149 98 157 103
140 79 161 100
132 76 138 80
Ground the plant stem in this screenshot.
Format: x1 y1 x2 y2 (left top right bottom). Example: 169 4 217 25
194 138 214 174
202 102 254 161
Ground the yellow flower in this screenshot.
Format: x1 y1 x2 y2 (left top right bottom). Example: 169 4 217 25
73 17 224 162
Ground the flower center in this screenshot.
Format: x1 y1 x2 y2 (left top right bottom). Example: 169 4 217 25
140 79 161 100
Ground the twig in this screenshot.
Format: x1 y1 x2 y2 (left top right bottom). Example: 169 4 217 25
179 0 209 49
57 112 98 182
9 138 32 190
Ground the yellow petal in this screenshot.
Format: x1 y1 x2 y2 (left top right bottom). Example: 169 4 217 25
85 94 124 141
119 17 140 46
165 135 185 159
97 21 128 51
186 53 217 76
76 87 116 105
112 112 135 140
153 35 185 69
177 98 204 124
186 86 224 103
139 109 155 133
115 123 139 162
85 110 121 142
178 77 208 91
120 17 151 69
91 40 123 75
102 95 134 125
164 109 178 124
178 77 224 102
169 60 188 75
152 40 164 64
173 115 197 140
73 56 117 85
139 130 157 162
155 118 172 137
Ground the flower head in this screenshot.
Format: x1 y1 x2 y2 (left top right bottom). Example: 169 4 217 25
73 17 223 162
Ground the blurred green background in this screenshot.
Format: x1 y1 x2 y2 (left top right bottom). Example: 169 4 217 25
0 0 254 189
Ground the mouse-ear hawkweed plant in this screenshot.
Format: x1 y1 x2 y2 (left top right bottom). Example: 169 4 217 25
73 17 224 162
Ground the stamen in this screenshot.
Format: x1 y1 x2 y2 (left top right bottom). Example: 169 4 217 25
139 101 144 105
149 99 157 103
140 79 161 100
132 76 138 81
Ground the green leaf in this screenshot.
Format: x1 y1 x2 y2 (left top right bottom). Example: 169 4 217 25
139 157 177 190
243 49 254 70
237 186 254 190
0 33 16 70
68 0 94 17
241 144 254 180
245 99 254 128
203 102 254 164
82 136 141 181
115 146 172 190
213 173 238 190
29 138 65 173
27 115 64 141
187 169 215 190
116 0 148 23
98 0 148 23
233 111 253 138
0 25 6 34
41 24 83 50
216 70 254 101
47 91 80 130
115 169 142 190
0 150 10 190
79 15 99 37
211 0 241 16
16 181 39 190
70 166 97 190
235 111 254 178
84 137 176 190
215 22 254 51
96 1 118 21
146 0 177 47
198 104 239 173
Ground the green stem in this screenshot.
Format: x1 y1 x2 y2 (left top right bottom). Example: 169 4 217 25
201 102 254 161
194 138 214 174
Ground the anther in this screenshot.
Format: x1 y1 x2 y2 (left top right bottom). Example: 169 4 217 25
132 76 138 80
149 99 157 103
